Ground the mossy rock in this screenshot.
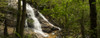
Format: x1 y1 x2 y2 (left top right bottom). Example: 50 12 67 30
27 18 34 28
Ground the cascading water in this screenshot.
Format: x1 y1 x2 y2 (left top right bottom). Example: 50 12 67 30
8 0 61 37
37 11 61 30
26 4 48 37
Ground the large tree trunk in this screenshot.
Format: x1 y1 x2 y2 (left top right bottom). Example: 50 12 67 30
89 0 97 38
16 0 21 38
19 0 26 38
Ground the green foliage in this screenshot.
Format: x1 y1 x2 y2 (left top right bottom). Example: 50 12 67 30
15 32 21 38
27 18 34 23
0 0 8 7
0 13 5 22
29 0 100 38
0 0 100 38
0 0 8 21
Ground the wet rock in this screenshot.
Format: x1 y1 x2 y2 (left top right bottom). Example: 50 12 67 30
27 18 34 28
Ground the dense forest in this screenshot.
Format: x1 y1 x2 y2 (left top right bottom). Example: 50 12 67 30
0 0 100 38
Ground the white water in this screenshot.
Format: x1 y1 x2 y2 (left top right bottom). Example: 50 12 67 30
26 4 48 37
38 11 61 30
8 0 61 37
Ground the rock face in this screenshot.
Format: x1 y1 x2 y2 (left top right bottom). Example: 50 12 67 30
33 9 60 33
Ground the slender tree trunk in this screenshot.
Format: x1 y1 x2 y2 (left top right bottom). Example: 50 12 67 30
89 0 97 38
80 0 85 38
4 7 8 38
19 0 26 38
80 10 85 38
82 0 84 2
4 19 8 38
31 0 33 3
16 0 21 37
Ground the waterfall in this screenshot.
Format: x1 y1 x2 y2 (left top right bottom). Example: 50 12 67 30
8 0 61 37
37 11 61 31
26 4 48 37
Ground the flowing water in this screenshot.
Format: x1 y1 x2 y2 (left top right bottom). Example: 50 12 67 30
26 4 48 37
8 0 61 37
37 11 61 31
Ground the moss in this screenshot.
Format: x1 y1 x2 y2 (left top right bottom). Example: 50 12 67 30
27 18 34 23
27 18 34 27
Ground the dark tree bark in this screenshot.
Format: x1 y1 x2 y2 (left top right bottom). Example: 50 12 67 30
4 19 8 38
16 0 21 37
82 0 84 2
4 7 9 38
31 0 33 3
80 10 85 38
80 0 85 38
89 0 97 38
19 0 26 38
